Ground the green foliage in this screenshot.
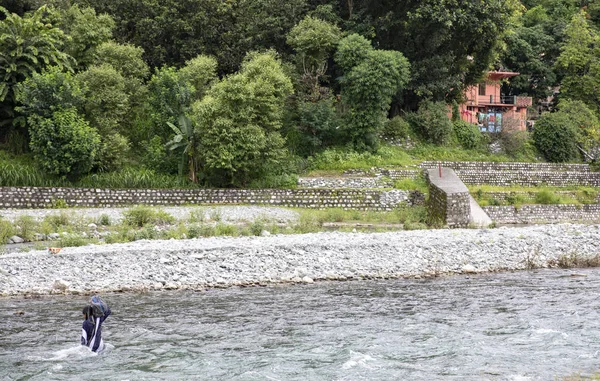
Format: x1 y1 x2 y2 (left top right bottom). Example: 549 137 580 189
287 16 341 69
407 101 453 145
0 5 72 129
334 34 373 73
16 66 84 119
0 218 15 244
193 52 293 187
77 167 187 189
14 214 37 241
535 190 561 204
28 107 101 177
290 98 342 156
532 111 579 162
287 15 341 99
147 66 193 137
179 55 218 101
166 114 199 182
453 120 483 150
77 64 130 135
345 1 520 104
335 34 410 151
123 205 175 227
94 41 149 81
308 146 416 171
59 234 96 247
54 4 115 70
382 116 411 141
555 10 600 115
97 214 112 226
555 99 600 153
498 130 535 160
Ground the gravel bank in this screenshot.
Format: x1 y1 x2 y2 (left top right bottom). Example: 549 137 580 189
0 205 300 224
1 224 599 296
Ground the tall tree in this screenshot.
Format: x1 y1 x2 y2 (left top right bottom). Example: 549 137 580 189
335 34 410 151
192 52 293 187
0 6 72 137
555 10 600 114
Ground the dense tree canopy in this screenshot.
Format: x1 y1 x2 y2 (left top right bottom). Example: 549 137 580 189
2 0 600 185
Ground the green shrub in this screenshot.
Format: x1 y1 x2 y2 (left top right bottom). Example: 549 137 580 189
215 223 237 236
77 167 188 189
532 112 579 162
0 218 14 244
188 209 207 223
187 224 202 238
123 206 175 227
51 199 69 209
382 116 411 141
44 213 72 231
406 100 453 145
535 190 561 204
97 214 112 226
453 120 483 150
134 225 158 240
14 215 38 241
28 107 101 178
498 130 535 159
250 219 266 236
59 234 95 247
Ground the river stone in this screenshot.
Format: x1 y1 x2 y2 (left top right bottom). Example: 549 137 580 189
9 236 24 244
48 233 60 240
34 233 46 241
260 230 271 237
53 279 70 291
462 264 477 273
302 276 314 284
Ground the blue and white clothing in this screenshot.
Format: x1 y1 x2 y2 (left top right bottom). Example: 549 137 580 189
81 307 111 352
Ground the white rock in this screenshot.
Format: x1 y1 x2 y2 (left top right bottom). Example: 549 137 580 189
302 276 314 284
48 233 60 240
462 264 477 273
9 236 24 244
53 279 70 291
260 230 271 236
88 223 97 230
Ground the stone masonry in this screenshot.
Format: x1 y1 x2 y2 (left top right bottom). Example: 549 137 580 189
0 187 411 211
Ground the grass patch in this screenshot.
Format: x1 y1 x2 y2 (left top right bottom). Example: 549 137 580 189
59 234 98 247
0 218 15 244
393 175 429 193
123 206 176 227
14 215 38 242
557 253 600 268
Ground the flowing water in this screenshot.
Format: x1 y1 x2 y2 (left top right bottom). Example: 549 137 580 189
1 269 600 380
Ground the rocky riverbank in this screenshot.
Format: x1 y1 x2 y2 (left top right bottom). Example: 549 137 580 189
1 223 599 296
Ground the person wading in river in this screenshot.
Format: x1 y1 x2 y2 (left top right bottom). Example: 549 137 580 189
81 296 111 353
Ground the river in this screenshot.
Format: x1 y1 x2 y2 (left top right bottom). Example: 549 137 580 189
1 269 599 380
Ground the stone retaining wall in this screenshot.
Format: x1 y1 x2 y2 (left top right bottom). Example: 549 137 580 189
0 187 411 211
483 204 600 224
342 169 421 180
420 161 591 172
455 170 600 187
478 191 600 203
297 177 393 189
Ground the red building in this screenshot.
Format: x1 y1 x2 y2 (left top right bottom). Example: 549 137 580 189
459 71 533 132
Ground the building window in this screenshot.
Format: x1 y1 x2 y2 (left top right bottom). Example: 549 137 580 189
478 83 486 96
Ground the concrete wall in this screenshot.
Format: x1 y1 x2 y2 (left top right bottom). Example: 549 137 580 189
426 168 471 228
484 204 600 224
0 187 412 211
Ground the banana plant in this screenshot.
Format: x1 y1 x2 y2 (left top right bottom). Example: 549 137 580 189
165 114 199 183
